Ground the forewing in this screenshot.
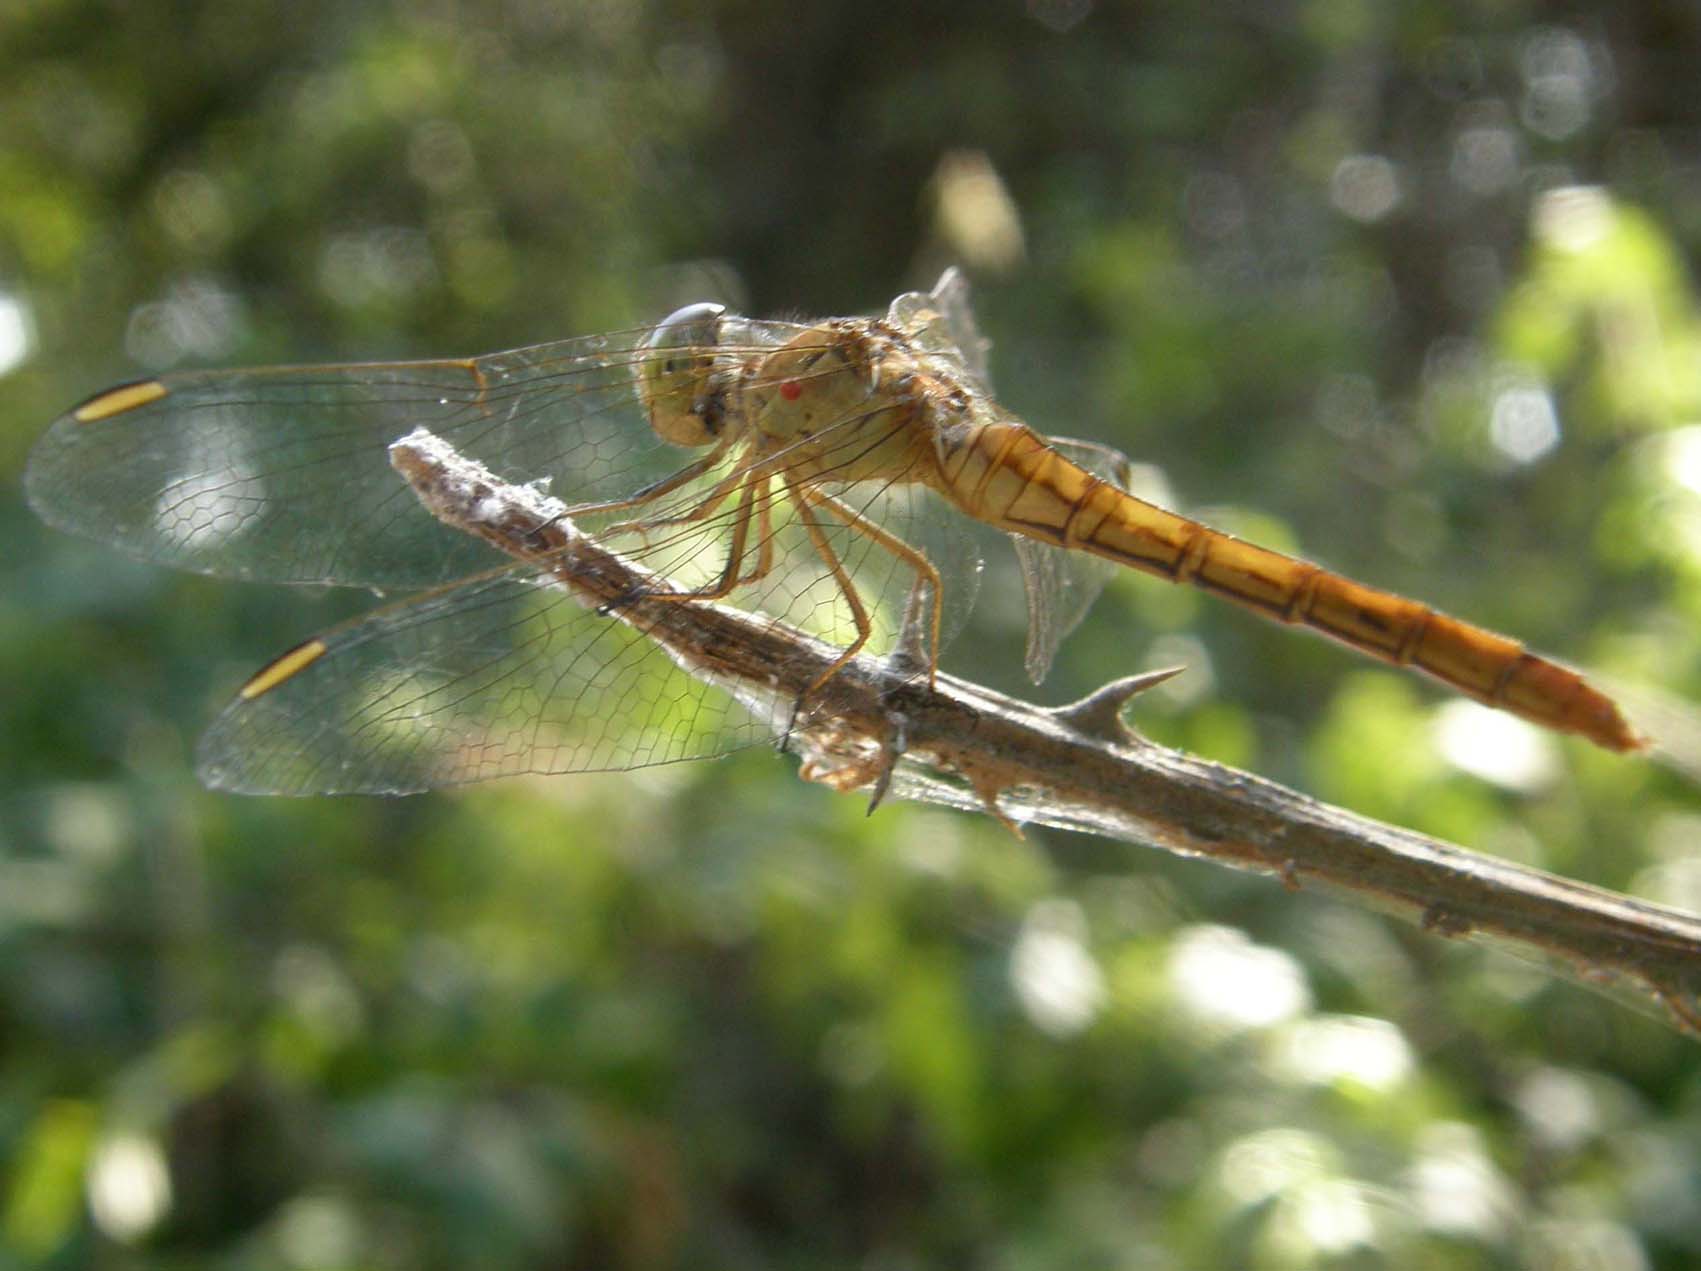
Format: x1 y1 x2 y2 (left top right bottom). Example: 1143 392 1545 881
196 561 774 795
26 321 804 587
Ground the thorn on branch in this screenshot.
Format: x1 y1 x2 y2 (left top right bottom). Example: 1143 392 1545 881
1045 666 1187 742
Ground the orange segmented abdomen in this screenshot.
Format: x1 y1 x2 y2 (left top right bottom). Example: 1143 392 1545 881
934 422 1644 752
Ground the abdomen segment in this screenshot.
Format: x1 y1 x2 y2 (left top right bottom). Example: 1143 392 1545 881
937 423 1643 752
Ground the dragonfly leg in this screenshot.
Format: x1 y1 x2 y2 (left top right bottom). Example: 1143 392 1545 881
801 487 944 687
631 474 774 603
784 476 877 699
782 479 944 803
600 459 751 541
609 470 796 610
737 480 776 587
554 435 736 523
586 460 788 612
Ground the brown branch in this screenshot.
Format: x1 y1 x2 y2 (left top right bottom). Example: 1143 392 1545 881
390 428 1701 1040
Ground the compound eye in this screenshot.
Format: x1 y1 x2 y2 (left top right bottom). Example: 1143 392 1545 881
636 302 728 447
647 302 727 357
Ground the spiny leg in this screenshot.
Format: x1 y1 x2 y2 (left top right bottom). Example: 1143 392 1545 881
599 455 752 543
607 469 782 595
784 475 876 699
580 453 778 606
555 434 736 523
575 461 754 613
634 472 772 603
736 476 776 587
801 487 945 687
781 477 940 801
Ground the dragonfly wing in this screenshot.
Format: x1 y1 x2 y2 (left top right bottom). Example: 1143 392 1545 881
26 321 806 587
926 267 993 383
1011 435 1132 684
203 412 989 795
886 268 993 391
196 561 775 795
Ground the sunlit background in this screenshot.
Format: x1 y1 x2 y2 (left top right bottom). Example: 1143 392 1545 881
5 2 1701 1266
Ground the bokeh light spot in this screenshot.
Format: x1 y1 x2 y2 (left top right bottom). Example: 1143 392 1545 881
1169 925 1310 1030
1432 700 1559 790
86 1134 171 1243
1011 898 1106 1037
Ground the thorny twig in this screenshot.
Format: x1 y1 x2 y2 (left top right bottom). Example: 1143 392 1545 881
391 428 1701 1039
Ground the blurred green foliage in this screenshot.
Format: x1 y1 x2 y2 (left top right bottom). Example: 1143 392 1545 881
6 1 1701 1267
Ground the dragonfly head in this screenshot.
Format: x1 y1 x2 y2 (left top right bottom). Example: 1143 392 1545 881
636 301 730 448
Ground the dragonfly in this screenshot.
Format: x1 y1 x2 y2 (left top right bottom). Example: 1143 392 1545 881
27 270 1642 795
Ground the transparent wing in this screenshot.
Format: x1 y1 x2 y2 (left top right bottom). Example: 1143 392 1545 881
199 432 982 793
196 561 777 794
887 267 993 391
189 355 987 793
25 319 807 587
35 295 994 792
1010 435 1130 684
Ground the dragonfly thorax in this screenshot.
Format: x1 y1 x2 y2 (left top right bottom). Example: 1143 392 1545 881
744 321 943 486
635 301 733 448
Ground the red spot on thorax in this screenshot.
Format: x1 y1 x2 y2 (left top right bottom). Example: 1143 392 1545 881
779 380 802 401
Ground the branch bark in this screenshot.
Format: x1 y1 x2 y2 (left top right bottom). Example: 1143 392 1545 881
391 428 1701 1039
